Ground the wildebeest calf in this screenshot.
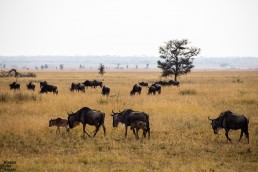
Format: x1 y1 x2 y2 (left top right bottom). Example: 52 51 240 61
130 120 148 140
49 118 79 133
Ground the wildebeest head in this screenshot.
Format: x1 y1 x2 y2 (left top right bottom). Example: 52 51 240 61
67 112 76 128
111 110 122 127
208 116 221 134
49 119 55 127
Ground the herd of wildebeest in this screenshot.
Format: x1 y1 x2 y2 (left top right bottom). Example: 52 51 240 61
8 79 249 142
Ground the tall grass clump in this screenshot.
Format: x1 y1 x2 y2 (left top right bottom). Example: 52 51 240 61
0 92 12 102
0 92 40 102
179 89 197 95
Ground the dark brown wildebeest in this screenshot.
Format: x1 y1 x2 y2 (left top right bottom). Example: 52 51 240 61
130 120 148 140
67 107 106 137
148 85 156 95
49 118 79 133
40 81 48 88
208 110 249 143
139 82 148 87
111 109 150 138
168 80 180 86
130 84 142 95
26 82 35 91
70 82 85 92
40 84 58 94
83 80 103 88
9 82 20 90
101 85 110 95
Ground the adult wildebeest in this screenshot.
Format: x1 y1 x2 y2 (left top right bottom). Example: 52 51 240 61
9 82 20 90
67 107 106 137
130 84 142 95
49 118 80 133
26 82 35 91
39 84 58 94
111 109 150 138
40 81 48 88
139 82 148 87
130 120 148 140
148 85 156 95
70 82 85 92
208 110 249 143
83 80 103 88
152 83 161 94
101 85 110 95
168 80 180 86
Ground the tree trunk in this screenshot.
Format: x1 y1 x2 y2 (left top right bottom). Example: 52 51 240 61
174 74 177 81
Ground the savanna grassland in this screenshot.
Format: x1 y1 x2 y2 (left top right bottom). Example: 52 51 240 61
0 70 258 172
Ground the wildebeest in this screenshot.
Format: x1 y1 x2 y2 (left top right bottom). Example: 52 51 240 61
67 107 106 137
111 109 150 138
208 110 249 143
101 85 110 95
39 84 58 94
40 81 48 88
168 80 180 86
130 120 148 140
70 82 85 92
26 82 35 91
9 82 20 90
138 82 148 87
49 118 80 133
130 84 142 95
83 80 103 88
148 85 157 95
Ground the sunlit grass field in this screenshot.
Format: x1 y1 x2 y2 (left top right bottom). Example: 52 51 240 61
0 70 258 171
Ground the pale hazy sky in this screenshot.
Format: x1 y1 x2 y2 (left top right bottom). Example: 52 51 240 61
0 0 257 57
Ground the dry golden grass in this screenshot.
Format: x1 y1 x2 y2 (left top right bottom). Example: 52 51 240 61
0 70 258 171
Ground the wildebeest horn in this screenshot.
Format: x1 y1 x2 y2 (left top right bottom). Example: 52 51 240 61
208 116 213 120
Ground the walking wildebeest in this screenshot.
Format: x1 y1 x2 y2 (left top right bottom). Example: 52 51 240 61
40 81 48 88
49 118 80 133
130 84 142 95
101 85 110 95
9 82 20 90
67 107 106 137
208 110 249 143
39 84 58 94
139 82 149 87
130 120 148 140
26 82 35 91
111 109 150 138
83 80 103 88
70 82 85 92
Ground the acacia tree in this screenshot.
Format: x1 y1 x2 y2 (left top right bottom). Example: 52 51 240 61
157 39 200 81
98 63 105 76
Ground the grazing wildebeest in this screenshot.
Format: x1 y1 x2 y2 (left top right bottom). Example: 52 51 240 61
130 84 142 95
93 80 103 88
148 85 156 95
40 81 48 88
67 107 106 137
139 82 149 87
168 80 180 86
49 118 80 133
83 80 103 88
111 109 150 138
151 83 161 94
9 82 20 90
26 82 35 91
70 83 85 92
101 85 110 95
208 110 249 143
40 84 58 94
155 81 169 86
130 120 148 140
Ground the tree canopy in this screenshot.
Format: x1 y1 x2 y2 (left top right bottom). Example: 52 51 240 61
157 39 200 81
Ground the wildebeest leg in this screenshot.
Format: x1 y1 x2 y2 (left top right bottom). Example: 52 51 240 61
244 129 249 144
83 124 91 138
93 125 100 137
225 129 231 142
56 127 60 133
238 130 244 142
135 129 139 140
102 124 106 136
125 125 128 138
